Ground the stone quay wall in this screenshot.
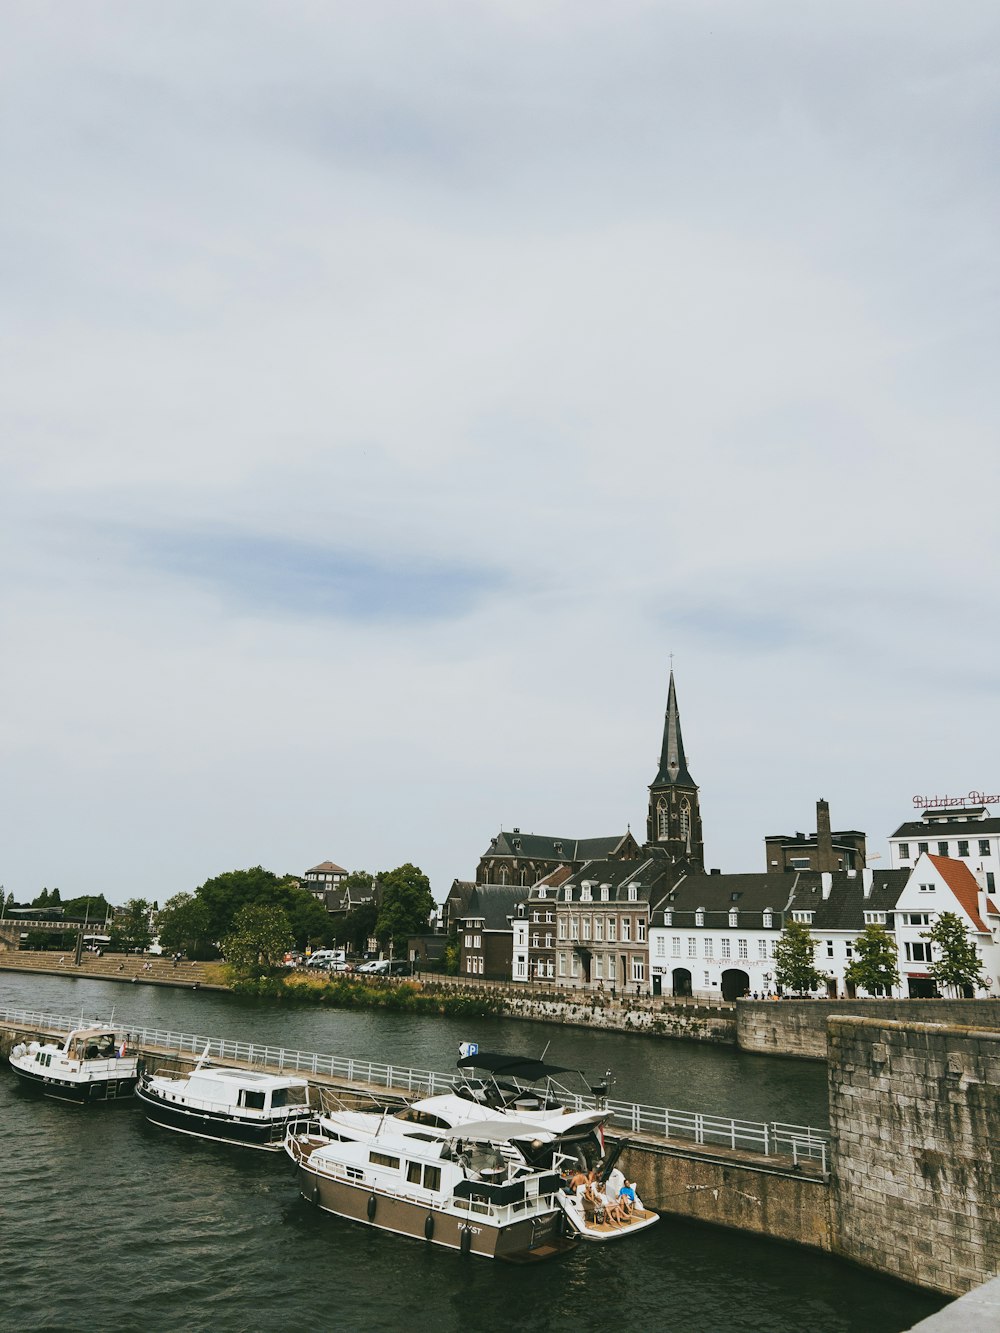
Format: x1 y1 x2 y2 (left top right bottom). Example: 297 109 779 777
828 1017 1000 1297
738 998 1000 1060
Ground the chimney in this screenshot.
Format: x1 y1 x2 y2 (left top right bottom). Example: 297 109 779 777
862 868 874 900
821 872 833 900
816 799 835 873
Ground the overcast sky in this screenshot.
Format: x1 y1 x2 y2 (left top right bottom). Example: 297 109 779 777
2 2 998 908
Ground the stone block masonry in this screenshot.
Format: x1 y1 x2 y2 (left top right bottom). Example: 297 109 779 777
739 998 1000 1060
828 1017 1000 1296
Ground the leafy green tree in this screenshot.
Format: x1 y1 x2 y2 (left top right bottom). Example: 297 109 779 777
156 893 215 959
284 892 334 951
33 888 50 908
195 866 301 941
375 864 434 955
63 894 112 925
773 919 824 995
441 930 460 976
110 899 153 953
222 903 294 980
844 924 900 996
340 900 379 953
924 911 988 997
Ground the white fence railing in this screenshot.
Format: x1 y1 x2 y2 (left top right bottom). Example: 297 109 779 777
0 1005 829 1171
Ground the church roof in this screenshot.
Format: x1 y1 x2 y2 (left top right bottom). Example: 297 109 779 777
651 670 695 789
484 830 628 861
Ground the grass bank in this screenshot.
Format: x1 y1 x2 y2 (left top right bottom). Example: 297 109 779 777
227 969 501 1018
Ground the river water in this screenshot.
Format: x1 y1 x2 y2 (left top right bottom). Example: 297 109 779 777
0 972 946 1333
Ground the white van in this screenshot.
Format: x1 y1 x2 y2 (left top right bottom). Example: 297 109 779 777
305 949 347 970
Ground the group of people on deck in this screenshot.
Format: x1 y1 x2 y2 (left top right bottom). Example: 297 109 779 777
565 1167 638 1227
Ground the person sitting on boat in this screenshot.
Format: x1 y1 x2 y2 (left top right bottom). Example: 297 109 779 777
617 1181 637 1218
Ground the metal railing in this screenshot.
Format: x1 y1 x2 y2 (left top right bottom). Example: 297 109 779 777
0 1005 829 1171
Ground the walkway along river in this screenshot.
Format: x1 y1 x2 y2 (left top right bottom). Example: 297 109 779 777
0 971 948 1333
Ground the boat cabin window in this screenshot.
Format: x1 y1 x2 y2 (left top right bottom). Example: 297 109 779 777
270 1086 305 1108
406 1162 422 1185
370 1151 400 1170
423 1165 442 1191
240 1089 267 1110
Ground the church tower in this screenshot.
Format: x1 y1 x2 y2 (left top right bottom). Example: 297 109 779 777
646 669 704 869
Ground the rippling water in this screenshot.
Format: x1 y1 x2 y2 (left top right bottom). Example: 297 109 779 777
0 972 947 1333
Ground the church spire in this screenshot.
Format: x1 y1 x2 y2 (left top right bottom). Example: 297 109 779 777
646 667 704 869
653 669 694 788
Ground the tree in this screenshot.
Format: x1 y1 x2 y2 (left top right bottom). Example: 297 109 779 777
844 924 900 996
773 919 824 994
195 866 306 942
110 899 153 953
924 911 988 997
33 888 50 908
375 864 434 955
340 900 378 953
156 893 215 959
222 903 294 980
63 894 112 926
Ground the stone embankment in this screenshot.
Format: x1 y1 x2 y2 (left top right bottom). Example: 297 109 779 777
738 997 1000 1059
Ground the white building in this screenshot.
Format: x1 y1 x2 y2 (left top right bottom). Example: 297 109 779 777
889 803 1000 896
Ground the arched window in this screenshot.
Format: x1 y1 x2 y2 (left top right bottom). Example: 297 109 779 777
680 798 690 840
499 868 508 885
657 798 669 839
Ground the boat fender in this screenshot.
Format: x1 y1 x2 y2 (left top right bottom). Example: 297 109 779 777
423 1214 434 1241
459 1226 472 1257
367 1194 377 1222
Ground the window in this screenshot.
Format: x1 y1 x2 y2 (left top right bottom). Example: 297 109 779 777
763 910 773 929
637 919 646 942
704 937 714 959
621 919 631 942
627 884 638 902
826 940 834 958
608 919 617 943
595 954 603 979
729 909 739 928
672 937 681 957
937 842 949 856
582 917 591 940
656 936 665 957
905 913 931 926
898 843 910 860
845 942 853 960
407 1162 422 1185
657 798 669 839
516 960 526 978
531 933 539 948
695 908 705 927
918 883 935 894
581 884 592 901
370 1152 400 1169
564 887 572 900
608 956 616 980
988 872 996 893
537 887 547 898
687 937 697 958
594 917 603 942
558 919 566 940
958 840 970 857
558 953 567 977
704 972 711 987
792 911 814 923
864 912 886 925
680 798 690 841
423 1165 441 1191
663 909 673 927
738 939 748 959
758 940 768 959
917 842 928 854
905 941 930 962
473 935 481 949
980 840 992 857
464 935 472 949
544 933 552 948
570 916 579 940
570 954 579 977
721 939 731 959
240 1090 266 1110
531 910 540 924
601 885 610 902
631 958 645 982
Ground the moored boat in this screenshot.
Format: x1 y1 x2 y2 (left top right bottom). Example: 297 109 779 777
137 1050 312 1150
286 1113 576 1262
8 1026 140 1104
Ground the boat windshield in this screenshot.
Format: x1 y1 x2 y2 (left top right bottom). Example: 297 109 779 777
270 1085 308 1108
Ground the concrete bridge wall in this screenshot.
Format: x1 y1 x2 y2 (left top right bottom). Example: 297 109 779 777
738 998 1000 1060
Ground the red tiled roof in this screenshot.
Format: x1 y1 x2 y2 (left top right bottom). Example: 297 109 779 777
927 855 988 932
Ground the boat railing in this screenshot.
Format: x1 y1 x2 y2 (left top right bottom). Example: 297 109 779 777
0 1006 829 1171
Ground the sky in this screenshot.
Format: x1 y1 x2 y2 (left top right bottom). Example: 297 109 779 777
2 2 999 907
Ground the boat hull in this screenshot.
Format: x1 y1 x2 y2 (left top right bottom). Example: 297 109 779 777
8 1056 139 1104
136 1083 302 1151
295 1158 573 1262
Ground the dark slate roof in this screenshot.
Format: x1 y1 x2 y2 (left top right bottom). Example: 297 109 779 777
484 831 629 861
554 855 679 904
461 885 525 931
659 871 800 926
651 670 695 788
789 870 908 930
891 817 1000 838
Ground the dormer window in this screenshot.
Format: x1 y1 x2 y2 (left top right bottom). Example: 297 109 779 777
554 841 563 854
627 884 638 902
695 908 705 927
581 885 592 901
537 887 547 899
564 887 573 900
601 885 610 902
664 909 673 926
728 909 738 927
763 909 773 928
